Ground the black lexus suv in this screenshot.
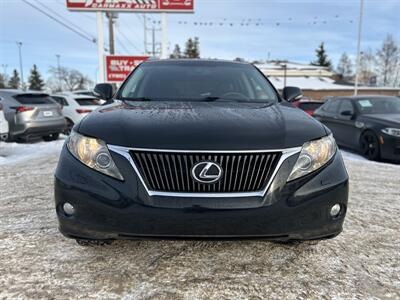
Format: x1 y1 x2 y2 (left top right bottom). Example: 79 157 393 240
54 59 349 245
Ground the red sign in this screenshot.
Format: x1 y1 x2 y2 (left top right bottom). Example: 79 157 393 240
66 0 194 12
105 55 149 82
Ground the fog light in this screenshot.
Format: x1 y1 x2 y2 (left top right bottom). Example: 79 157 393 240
63 202 75 216
330 204 341 217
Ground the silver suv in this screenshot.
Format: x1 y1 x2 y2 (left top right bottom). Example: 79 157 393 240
0 89 66 142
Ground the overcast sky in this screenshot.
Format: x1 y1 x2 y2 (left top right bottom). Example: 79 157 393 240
0 0 399 83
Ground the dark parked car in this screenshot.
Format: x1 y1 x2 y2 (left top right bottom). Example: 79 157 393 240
313 96 400 162
292 99 324 116
54 59 348 245
0 90 66 142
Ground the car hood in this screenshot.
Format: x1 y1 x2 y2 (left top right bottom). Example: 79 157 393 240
361 114 400 127
78 101 327 150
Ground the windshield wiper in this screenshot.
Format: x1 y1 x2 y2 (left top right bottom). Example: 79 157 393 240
120 97 152 102
200 96 222 102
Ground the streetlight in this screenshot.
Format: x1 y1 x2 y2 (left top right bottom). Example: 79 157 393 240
16 42 24 90
354 0 364 95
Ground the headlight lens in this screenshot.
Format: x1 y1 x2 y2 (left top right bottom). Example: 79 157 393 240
381 127 400 137
67 131 124 180
287 134 336 181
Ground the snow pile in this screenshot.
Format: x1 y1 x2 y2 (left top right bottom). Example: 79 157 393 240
0 138 65 166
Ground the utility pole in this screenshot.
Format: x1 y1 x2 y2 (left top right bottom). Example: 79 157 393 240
160 13 168 59
152 26 156 56
96 12 105 82
283 64 287 88
354 0 364 96
16 42 24 90
106 12 117 55
143 15 148 55
56 54 61 91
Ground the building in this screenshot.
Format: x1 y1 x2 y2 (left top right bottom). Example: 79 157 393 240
255 61 400 99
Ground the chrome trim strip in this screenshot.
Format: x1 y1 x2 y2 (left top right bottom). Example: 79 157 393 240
108 145 301 198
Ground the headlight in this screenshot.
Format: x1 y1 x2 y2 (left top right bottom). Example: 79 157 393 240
381 128 400 137
287 134 336 181
67 131 124 180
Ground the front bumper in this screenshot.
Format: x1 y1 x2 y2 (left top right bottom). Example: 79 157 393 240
10 119 66 140
54 146 349 241
380 134 400 162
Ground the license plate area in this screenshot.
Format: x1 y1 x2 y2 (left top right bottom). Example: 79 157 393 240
43 111 53 117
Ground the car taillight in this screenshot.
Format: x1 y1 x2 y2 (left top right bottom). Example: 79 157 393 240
76 109 92 114
303 110 313 116
15 106 34 113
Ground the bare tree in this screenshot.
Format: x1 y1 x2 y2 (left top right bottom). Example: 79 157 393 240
336 52 353 80
47 66 93 92
376 35 400 87
358 49 376 86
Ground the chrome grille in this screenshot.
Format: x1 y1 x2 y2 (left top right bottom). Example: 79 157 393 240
130 151 281 193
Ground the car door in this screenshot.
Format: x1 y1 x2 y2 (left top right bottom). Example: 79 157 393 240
314 99 341 137
334 99 359 148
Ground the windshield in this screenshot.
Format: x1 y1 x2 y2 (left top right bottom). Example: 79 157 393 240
119 62 278 102
355 97 400 114
14 94 54 105
75 98 101 106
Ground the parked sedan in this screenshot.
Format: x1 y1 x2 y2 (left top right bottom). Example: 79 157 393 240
0 90 66 142
51 93 102 134
292 99 324 116
0 97 9 141
314 96 400 162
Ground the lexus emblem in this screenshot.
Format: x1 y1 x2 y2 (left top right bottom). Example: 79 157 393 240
191 162 223 184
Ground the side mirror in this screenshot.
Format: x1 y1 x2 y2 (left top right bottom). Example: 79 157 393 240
340 110 354 117
93 83 114 101
282 86 303 102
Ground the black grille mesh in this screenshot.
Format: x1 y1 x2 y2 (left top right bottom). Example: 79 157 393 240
130 151 281 193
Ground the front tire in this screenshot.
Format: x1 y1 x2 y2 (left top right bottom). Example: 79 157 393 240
360 130 380 161
43 133 60 142
64 119 74 136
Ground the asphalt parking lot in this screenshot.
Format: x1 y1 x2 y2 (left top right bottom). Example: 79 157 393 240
0 147 399 299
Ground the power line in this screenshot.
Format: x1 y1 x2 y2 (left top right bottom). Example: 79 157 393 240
34 0 96 39
116 24 143 53
115 34 131 55
21 0 96 44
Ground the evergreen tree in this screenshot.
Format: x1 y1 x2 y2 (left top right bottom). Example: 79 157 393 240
28 64 45 91
311 42 332 69
8 69 20 89
336 52 353 79
170 44 182 59
0 74 6 89
184 37 200 58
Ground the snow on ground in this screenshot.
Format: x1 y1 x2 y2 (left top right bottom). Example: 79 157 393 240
0 137 65 166
0 140 399 298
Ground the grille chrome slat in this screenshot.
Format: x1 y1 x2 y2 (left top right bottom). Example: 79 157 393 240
129 150 281 194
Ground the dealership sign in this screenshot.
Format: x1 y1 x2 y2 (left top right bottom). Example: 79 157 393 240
66 0 194 12
105 55 149 82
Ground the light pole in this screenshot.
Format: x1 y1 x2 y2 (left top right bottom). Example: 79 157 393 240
354 0 364 95
16 42 24 90
283 64 287 88
56 54 61 91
